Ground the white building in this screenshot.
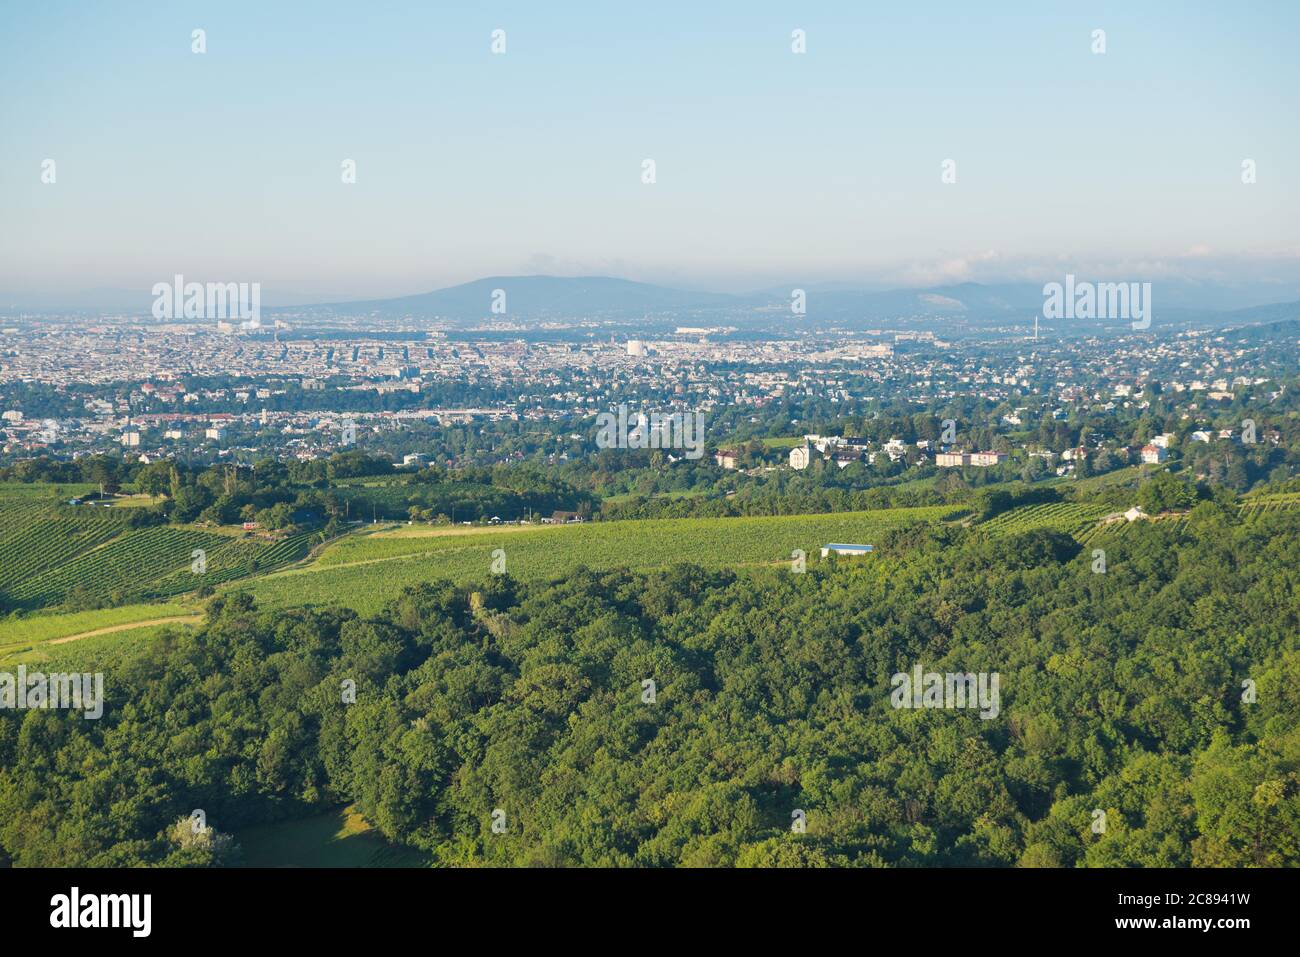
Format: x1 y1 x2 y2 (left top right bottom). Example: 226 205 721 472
880 437 908 460
789 443 811 470
938 450 1007 467
820 543 874 558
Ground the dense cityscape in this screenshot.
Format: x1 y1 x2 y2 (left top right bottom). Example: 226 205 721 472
3 314 1291 483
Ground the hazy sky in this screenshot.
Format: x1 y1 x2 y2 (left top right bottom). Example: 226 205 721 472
2 1 1298 308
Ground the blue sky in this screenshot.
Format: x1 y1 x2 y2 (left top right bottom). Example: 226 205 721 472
1 1 1297 307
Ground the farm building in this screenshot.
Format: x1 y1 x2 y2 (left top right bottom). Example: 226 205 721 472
820 543 874 558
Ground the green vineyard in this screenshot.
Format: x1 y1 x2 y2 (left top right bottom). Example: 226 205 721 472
0 505 132 584
1239 492 1300 521
146 531 314 598
244 505 965 615
0 489 315 611
977 501 1112 537
8 526 226 606
1074 495 1300 546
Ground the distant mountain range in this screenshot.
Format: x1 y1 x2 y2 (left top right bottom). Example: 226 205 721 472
298 276 737 318
281 276 1052 322
274 275 1300 335
9 275 1298 336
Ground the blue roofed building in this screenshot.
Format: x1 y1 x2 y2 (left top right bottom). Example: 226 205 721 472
820 543 874 558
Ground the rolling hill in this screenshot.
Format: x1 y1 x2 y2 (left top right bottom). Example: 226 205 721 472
271 275 1300 334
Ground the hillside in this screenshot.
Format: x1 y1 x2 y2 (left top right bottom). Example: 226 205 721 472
286 275 738 322
270 275 1300 332
3 500 1296 867
240 506 964 615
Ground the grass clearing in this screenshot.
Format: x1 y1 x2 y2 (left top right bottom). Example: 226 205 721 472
0 482 98 500
0 622 190 670
235 806 429 868
366 522 550 540
0 602 195 648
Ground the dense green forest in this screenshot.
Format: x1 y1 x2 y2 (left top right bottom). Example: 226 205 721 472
2 501 1296 867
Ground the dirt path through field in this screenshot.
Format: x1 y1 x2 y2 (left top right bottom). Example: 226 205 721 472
48 615 203 644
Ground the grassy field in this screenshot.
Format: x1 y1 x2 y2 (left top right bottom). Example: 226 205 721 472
239 505 964 614
104 493 166 508
0 621 195 669
0 602 195 646
0 602 200 667
337 522 553 544
0 481 97 499
235 806 428 867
